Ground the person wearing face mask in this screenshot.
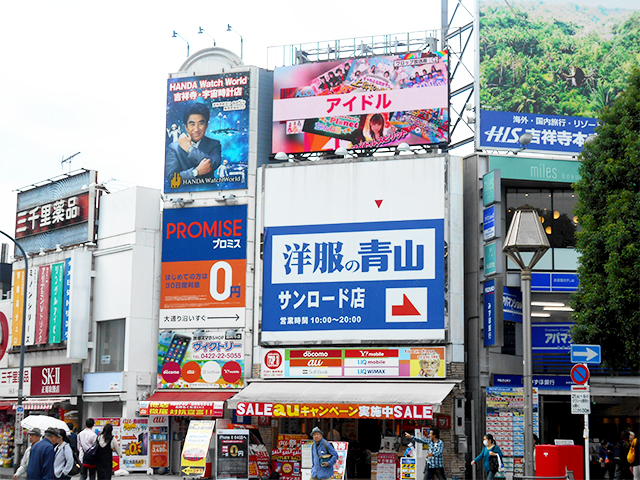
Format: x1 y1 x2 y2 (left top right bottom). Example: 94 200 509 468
471 434 504 480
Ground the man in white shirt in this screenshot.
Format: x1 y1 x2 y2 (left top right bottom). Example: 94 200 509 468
77 419 97 480
14 428 41 479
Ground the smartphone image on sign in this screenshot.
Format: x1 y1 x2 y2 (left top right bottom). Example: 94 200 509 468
163 334 191 366
158 332 174 373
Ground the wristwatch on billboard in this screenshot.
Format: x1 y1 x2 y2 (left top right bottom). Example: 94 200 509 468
192 168 199 177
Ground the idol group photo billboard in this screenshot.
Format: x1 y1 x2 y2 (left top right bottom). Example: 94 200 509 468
273 52 449 153
165 72 250 193
478 0 640 154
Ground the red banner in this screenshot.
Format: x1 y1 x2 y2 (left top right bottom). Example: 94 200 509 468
30 364 72 396
236 402 432 420
139 401 224 417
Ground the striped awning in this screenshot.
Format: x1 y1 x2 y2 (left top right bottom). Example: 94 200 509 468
12 397 70 410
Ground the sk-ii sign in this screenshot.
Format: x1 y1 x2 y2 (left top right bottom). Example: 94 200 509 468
262 220 445 344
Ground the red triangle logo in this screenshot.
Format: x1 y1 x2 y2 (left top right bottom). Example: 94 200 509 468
375 200 383 208
392 294 421 316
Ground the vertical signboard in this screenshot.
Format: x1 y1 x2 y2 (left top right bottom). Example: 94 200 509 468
120 418 150 471
478 0 640 154
11 269 25 347
24 267 38 346
273 52 449 153
35 265 51 345
262 157 446 344
484 280 496 346
48 263 64 343
160 205 247 329
62 258 71 341
164 73 250 193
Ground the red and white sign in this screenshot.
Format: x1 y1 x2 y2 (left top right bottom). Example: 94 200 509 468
0 367 32 397
31 364 72 396
570 364 590 385
15 193 90 239
235 402 432 420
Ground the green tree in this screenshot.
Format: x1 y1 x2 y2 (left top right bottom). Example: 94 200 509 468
570 68 640 374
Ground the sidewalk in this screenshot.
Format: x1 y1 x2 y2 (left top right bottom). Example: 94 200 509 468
0 467 184 480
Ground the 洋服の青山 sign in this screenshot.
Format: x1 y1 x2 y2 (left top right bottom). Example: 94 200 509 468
235 402 433 420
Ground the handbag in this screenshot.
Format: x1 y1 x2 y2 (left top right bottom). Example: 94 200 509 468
489 454 499 473
82 439 99 469
68 449 82 476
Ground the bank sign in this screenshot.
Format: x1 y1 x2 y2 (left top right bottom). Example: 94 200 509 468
261 220 445 343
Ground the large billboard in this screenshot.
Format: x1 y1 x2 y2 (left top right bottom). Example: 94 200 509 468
165 73 250 193
160 205 247 329
478 0 640 154
15 170 97 255
261 157 446 344
157 329 244 389
273 52 449 153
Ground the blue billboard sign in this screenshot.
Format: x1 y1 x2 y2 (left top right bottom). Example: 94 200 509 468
494 374 572 391
502 286 522 323
161 205 247 262
531 273 579 292
483 205 498 241
484 279 496 346
261 219 445 343
532 323 573 352
479 110 596 154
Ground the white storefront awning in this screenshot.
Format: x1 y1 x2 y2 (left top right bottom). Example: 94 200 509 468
227 380 458 414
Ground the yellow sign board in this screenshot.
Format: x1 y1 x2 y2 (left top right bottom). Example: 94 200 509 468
181 420 215 477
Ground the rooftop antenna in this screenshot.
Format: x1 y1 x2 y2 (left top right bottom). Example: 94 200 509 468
61 152 81 172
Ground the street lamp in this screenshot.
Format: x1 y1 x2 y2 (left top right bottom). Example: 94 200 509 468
227 24 243 60
0 230 28 469
502 205 550 477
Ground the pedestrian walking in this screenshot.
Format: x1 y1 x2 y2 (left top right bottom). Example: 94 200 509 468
405 427 446 480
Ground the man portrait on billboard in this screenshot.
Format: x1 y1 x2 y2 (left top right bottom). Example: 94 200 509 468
165 103 222 185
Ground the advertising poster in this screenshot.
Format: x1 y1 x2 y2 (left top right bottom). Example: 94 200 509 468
165 73 250 193
261 347 446 379
273 434 308 480
478 0 640 154
273 52 449 153
236 402 432 420
216 430 249 480
157 329 243 389
182 420 215 477
262 220 444 342
400 457 416 480
148 415 170 469
120 418 149 471
24 267 38 346
160 205 247 330
48 263 64 343
11 269 24 347
486 387 539 477
35 265 51 345
375 452 397 480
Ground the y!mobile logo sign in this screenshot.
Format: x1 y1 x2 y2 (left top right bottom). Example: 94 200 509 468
261 220 445 343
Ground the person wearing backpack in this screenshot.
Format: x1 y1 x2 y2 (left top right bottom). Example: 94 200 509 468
53 429 74 480
310 427 338 480
77 419 97 480
94 423 121 480
471 434 504 480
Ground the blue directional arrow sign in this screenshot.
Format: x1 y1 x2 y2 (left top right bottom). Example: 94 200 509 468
571 344 601 364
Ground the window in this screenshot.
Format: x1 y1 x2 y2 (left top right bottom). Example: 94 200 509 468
506 188 580 270
96 319 125 372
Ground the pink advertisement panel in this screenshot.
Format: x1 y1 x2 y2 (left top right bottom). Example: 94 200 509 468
273 52 449 153
35 265 51 345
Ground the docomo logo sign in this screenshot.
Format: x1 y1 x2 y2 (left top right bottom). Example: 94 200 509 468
303 351 329 357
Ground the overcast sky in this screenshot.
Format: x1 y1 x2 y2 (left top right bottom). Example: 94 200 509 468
0 1 456 239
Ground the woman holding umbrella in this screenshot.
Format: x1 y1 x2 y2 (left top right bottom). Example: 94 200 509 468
94 424 121 480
